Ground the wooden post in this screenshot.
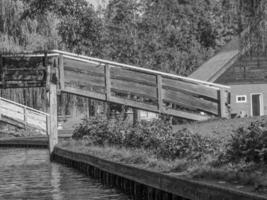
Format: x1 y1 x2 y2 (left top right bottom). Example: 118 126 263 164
48 82 58 154
23 107 27 129
46 56 58 154
59 54 64 91
157 75 163 112
1 55 6 88
105 65 111 118
219 89 230 119
105 65 111 101
133 109 140 125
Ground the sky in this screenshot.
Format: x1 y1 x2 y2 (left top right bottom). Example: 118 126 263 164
87 0 108 8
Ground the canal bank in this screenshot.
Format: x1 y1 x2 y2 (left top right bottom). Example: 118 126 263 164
53 146 267 200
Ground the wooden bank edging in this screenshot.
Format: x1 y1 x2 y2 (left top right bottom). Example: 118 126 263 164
0 138 48 148
53 147 267 200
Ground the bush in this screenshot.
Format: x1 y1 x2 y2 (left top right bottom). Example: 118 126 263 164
226 121 267 163
72 116 220 160
157 128 221 160
72 116 130 146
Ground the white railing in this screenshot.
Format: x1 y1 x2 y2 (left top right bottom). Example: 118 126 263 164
0 97 49 135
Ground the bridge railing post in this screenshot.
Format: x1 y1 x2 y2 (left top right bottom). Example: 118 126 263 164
46 55 58 155
219 88 231 119
59 54 64 91
48 82 58 154
105 65 111 119
157 75 163 113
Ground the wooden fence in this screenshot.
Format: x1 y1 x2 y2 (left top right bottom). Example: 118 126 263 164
53 50 231 121
0 97 48 135
0 50 231 121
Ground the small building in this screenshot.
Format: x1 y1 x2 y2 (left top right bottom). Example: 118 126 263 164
190 27 267 117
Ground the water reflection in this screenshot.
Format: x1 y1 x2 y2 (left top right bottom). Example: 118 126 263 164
0 148 130 200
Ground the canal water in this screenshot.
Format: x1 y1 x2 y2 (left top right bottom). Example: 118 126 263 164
0 148 130 200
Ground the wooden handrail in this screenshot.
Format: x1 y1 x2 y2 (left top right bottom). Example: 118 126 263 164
2 53 59 57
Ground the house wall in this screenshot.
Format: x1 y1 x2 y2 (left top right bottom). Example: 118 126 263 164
216 55 267 84
230 84 267 116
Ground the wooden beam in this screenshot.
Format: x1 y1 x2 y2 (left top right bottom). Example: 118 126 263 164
219 89 230 118
48 81 58 154
1 55 6 88
162 77 219 100
105 65 111 101
109 96 158 113
111 79 157 100
110 67 157 86
62 86 106 101
23 107 27 129
46 63 58 154
157 75 163 112
164 109 210 121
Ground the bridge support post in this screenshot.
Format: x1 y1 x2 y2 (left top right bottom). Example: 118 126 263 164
46 61 58 155
48 83 58 154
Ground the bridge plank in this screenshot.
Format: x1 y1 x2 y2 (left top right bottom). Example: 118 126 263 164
64 70 105 87
162 77 218 100
162 89 219 115
111 79 157 99
64 58 105 75
164 109 210 121
62 86 106 100
65 81 105 95
109 96 158 112
110 67 157 86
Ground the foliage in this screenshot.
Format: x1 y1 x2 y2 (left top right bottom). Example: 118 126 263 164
72 116 130 146
225 121 267 164
72 116 220 160
2 0 247 75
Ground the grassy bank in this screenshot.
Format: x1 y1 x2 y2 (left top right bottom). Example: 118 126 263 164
60 116 267 195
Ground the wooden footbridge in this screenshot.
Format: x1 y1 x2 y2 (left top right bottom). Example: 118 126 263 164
0 50 231 152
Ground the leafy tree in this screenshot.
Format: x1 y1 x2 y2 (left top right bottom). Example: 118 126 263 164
102 0 142 64
22 0 104 56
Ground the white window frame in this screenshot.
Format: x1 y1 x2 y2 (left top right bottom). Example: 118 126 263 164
236 95 247 103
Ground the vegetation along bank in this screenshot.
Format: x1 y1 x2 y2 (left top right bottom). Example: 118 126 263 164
60 116 267 196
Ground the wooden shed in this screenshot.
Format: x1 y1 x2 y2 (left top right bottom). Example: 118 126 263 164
190 25 267 117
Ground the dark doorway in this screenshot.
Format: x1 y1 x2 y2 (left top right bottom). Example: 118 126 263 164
251 94 261 116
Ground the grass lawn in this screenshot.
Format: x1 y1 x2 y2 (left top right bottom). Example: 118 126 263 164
173 116 267 138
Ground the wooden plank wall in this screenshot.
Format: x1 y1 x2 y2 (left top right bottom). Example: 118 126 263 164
0 97 48 134
216 55 267 84
61 55 230 120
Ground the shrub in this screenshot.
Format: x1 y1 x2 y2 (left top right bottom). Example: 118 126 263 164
226 121 267 163
72 116 220 160
157 128 221 160
72 116 130 146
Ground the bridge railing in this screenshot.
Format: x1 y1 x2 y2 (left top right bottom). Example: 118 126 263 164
0 50 231 121
0 97 49 135
52 50 231 121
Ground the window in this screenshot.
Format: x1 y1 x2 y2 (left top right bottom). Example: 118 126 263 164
236 95 247 103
